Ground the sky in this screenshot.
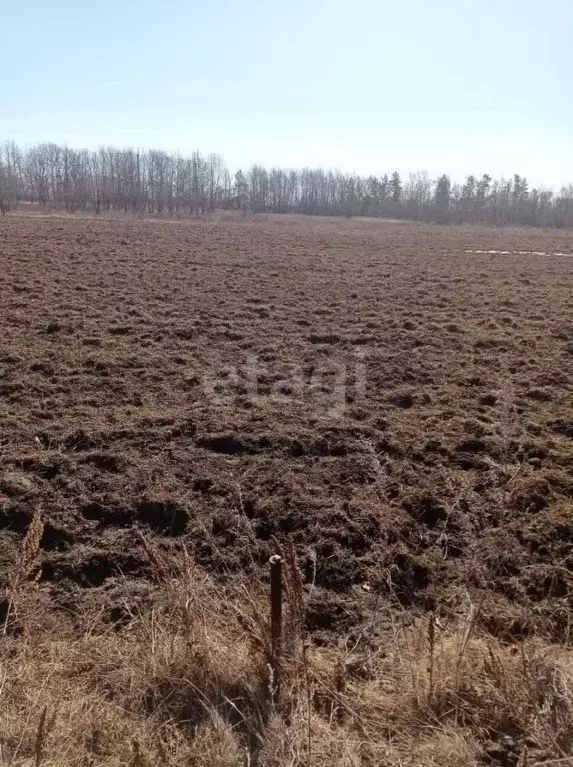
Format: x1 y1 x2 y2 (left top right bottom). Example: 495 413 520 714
1 0 572 188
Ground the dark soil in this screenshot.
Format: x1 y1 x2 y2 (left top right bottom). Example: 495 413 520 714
1 214 572 641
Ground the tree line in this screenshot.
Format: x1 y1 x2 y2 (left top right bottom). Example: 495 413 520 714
1 140 572 228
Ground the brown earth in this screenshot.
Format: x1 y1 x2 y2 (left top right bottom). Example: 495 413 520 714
1 213 572 645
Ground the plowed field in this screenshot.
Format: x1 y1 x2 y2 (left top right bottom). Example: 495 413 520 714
1 214 572 642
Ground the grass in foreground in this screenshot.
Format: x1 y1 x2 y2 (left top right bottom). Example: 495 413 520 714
1 523 573 767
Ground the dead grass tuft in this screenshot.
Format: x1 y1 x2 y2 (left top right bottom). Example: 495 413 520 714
1 542 573 766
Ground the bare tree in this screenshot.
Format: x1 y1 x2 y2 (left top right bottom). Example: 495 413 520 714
0 139 570 228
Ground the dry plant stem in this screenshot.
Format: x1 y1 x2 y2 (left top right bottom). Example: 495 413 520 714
3 508 44 635
34 706 47 767
303 642 312 760
427 612 435 704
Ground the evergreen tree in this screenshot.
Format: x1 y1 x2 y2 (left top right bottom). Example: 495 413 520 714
434 174 451 223
390 171 402 202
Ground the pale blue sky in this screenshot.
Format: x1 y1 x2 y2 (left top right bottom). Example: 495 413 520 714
1 0 572 187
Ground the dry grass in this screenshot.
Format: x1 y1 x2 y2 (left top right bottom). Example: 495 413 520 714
2 537 573 767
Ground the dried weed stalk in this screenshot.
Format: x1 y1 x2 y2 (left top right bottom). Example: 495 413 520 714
3 507 44 635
